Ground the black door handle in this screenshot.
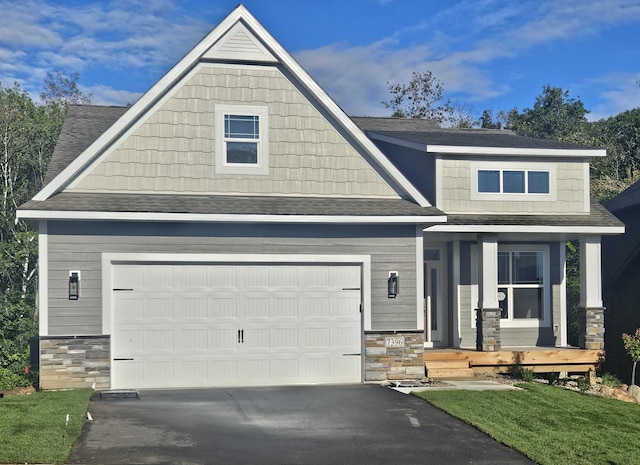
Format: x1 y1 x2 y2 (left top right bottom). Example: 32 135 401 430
241 329 244 343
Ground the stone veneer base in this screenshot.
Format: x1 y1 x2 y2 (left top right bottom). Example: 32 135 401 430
39 336 111 390
364 331 425 382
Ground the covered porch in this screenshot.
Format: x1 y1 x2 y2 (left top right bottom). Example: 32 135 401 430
424 347 603 381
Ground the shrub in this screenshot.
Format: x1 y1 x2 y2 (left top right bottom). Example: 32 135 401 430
600 372 623 388
577 375 591 392
517 367 535 382
0 366 29 391
545 372 560 385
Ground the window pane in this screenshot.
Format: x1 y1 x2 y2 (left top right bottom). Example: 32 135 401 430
498 287 508 319
498 252 509 284
513 288 542 319
478 170 500 192
503 171 525 193
528 171 549 193
226 142 258 164
430 268 438 331
512 252 543 284
225 115 259 139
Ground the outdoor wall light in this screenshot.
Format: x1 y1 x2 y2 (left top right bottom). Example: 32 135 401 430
388 271 399 298
69 271 80 300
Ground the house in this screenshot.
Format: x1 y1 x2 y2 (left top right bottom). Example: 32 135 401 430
602 182 640 382
17 5 623 390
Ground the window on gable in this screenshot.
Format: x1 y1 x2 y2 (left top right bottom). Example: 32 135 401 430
224 115 259 164
477 169 549 194
215 105 269 175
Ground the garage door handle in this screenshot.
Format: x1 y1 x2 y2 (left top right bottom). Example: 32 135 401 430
114 358 134 361
342 353 361 356
238 329 244 343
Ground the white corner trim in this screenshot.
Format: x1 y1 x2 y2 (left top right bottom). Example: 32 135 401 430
426 145 606 157
415 226 424 331
435 156 443 210
101 252 373 334
38 221 48 336
583 163 591 212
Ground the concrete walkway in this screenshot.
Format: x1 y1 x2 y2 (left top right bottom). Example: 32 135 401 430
390 379 522 394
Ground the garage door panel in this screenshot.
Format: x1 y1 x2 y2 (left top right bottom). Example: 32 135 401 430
269 297 298 318
208 297 238 319
113 296 144 320
112 264 362 389
146 297 174 319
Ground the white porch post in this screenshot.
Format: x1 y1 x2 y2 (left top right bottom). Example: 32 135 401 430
477 234 501 351
579 235 603 308
578 235 605 350
478 234 499 309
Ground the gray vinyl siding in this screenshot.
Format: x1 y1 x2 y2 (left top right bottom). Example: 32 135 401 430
371 139 436 202
458 241 563 348
46 222 418 335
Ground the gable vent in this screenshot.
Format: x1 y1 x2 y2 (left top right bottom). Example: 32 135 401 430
203 21 277 63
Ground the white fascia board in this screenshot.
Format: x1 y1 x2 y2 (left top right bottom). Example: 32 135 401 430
426 145 606 157
424 224 624 235
17 209 447 224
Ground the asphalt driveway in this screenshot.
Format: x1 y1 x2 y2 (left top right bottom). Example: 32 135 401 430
67 384 534 465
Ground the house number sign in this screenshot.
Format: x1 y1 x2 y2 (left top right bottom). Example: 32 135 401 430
385 336 405 348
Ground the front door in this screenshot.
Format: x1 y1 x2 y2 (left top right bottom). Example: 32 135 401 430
425 247 447 347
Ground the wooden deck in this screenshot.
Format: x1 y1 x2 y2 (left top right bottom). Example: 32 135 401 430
424 348 604 380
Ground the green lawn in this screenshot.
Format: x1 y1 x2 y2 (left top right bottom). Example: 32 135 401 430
415 383 640 465
0 389 93 464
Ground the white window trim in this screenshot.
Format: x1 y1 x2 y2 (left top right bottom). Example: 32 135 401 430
470 161 557 202
471 243 551 328
215 104 269 175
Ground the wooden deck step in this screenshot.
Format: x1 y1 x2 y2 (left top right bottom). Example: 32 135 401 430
427 367 475 379
425 359 474 379
426 359 470 370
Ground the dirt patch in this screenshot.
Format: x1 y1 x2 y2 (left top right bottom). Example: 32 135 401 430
1 386 36 398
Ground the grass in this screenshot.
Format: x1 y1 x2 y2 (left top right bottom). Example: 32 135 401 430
415 383 640 465
0 389 93 464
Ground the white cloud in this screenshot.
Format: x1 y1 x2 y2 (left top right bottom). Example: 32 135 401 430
87 84 142 106
588 73 640 121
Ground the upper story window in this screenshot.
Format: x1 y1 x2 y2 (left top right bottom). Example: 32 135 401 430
215 105 269 175
478 169 550 194
470 161 556 202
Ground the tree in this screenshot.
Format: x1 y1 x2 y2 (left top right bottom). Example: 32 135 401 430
622 328 640 386
506 85 589 140
382 71 454 124
40 71 93 107
0 72 91 383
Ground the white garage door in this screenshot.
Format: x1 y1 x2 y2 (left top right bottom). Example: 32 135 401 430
111 263 362 389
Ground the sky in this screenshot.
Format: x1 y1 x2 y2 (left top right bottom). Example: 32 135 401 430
1 0 640 122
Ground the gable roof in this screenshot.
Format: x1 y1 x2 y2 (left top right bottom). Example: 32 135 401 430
604 179 640 213
44 105 129 185
353 117 606 157
30 5 430 208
